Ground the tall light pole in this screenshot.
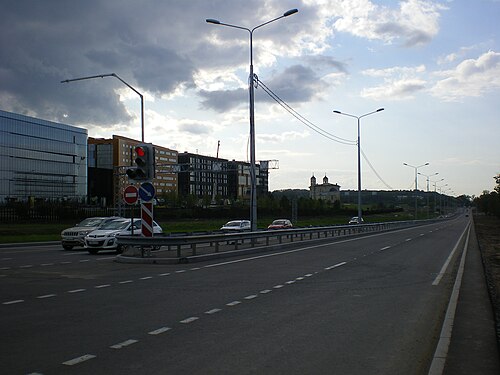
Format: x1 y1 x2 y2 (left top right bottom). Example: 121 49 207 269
333 108 384 221
206 9 298 232
61 73 145 142
403 162 429 219
418 171 438 218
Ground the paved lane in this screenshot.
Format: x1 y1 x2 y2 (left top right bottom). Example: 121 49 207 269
0 218 469 374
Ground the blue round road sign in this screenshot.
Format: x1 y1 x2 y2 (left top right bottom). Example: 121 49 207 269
139 182 155 202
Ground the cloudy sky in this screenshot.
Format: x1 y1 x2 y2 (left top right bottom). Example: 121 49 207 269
1 0 499 197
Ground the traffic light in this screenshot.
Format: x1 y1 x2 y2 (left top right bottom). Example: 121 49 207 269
126 143 155 181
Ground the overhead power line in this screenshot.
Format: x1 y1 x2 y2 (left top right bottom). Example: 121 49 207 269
255 76 356 146
255 76 394 190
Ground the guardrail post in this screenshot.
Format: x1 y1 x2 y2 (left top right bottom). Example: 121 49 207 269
215 241 219 253
191 243 196 256
177 245 181 258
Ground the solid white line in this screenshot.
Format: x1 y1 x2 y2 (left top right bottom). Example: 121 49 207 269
428 225 471 375
67 289 86 293
432 223 470 286
149 327 171 335
226 301 241 306
37 294 57 299
62 354 96 366
205 308 222 314
110 339 138 349
3 299 24 305
180 317 199 324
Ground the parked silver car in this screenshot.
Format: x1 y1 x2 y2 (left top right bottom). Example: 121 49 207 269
84 218 163 254
61 216 121 250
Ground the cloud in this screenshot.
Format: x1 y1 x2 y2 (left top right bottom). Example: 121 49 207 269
199 64 330 112
258 130 309 143
332 0 446 47
360 65 427 100
430 50 500 101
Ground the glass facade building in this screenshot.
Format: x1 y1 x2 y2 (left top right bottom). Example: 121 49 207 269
0 109 88 203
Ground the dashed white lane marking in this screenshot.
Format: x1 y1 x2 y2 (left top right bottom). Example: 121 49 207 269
205 308 222 314
285 280 296 284
325 261 347 270
273 285 284 289
260 289 272 294
226 301 241 306
175 270 186 273
190 267 201 271
110 339 138 349
305 273 313 277
296 277 304 281
96 257 116 261
149 327 171 335
60 261 71 264
37 294 57 299
20 265 33 268
244 295 258 300
1 258 12 261
62 354 96 366
0 267 10 270
180 317 199 324
67 289 86 294
41 263 54 266
95 284 111 289
140 276 153 280
405 238 412 242
158 272 170 276
119 280 133 284
3 299 24 305
380 246 391 251
79 259 90 263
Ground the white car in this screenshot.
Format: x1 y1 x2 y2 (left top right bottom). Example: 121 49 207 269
220 220 251 232
61 216 122 250
84 218 163 254
348 216 364 225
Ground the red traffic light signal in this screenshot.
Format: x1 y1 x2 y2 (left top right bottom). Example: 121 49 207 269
126 143 155 181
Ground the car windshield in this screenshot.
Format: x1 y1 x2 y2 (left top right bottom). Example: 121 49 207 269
225 221 241 227
272 220 286 225
78 218 105 227
100 220 130 230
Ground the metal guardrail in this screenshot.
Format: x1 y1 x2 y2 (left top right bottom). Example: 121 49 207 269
117 219 435 259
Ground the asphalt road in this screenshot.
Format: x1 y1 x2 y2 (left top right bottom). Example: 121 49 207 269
1 217 471 374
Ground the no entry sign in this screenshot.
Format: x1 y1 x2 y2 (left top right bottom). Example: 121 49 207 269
123 185 139 205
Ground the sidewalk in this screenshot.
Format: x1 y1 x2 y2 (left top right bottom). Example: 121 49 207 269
443 223 500 374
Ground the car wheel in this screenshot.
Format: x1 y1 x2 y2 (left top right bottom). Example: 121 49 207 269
116 245 123 254
62 245 73 250
153 246 161 250
88 248 99 255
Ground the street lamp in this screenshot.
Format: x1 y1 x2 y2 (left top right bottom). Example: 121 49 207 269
61 73 145 142
418 172 438 218
403 162 429 219
332 108 384 222
206 9 298 232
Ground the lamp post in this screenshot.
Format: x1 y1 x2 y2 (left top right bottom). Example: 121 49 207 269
418 171 438 218
332 108 384 222
206 9 298 232
434 181 447 216
403 162 429 219
61 73 145 142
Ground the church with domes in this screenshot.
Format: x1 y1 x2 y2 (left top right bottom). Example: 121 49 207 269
309 174 341 203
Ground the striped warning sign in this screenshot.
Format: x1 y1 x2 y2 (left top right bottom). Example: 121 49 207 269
141 202 154 237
